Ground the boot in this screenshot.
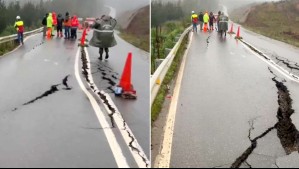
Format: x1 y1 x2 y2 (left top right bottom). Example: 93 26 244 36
105 48 109 60
99 48 104 60
99 54 103 61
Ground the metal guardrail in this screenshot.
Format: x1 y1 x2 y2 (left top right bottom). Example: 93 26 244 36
151 26 192 105
0 27 43 44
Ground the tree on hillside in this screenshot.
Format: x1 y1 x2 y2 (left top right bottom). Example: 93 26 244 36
20 2 36 28
47 0 104 18
0 0 7 33
151 1 184 27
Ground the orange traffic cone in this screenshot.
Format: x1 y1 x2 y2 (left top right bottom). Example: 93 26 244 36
236 26 240 37
203 23 208 32
80 28 87 46
235 26 243 39
119 53 135 93
47 28 52 38
229 23 234 33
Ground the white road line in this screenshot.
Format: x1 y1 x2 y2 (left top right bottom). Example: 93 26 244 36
155 32 193 168
84 48 150 168
241 41 299 84
74 49 130 168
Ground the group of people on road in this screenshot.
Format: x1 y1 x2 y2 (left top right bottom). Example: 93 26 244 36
191 10 229 36
14 13 118 61
42 12 79 40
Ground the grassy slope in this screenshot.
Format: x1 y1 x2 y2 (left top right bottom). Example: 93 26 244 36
151 34 188 122
230 0 299 48
119 6 149 52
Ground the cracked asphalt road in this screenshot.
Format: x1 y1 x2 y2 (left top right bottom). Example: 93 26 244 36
86 32 150 158
169 28 299 168
0 26 149 167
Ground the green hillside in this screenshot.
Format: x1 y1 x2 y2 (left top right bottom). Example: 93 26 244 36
230 0 299 47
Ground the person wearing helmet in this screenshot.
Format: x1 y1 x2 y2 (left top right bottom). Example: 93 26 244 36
71 15 79 39
14 16 24 45
47 13 53 38
191 11 198 32
89 15 117 60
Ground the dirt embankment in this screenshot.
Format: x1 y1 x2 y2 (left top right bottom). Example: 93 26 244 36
230 0 299 47
118 6 149 52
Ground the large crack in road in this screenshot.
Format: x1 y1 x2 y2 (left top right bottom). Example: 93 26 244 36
91 63 119 93
81 48 116 128
231 68 299 168
80 47 149 167
12 75 72 111
270 68 299 154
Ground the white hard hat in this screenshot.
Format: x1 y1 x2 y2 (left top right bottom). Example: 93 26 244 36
192 11 195 14
16 16 21 20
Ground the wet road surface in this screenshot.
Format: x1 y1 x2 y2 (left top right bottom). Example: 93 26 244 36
86 33 150 157
0 26 149 167
169 30 299 168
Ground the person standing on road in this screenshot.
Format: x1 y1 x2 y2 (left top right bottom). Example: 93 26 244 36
42 13 48 37
209 12 215 31
203 11 210 31
191 11 198 32
218 12 229 37
198 12 204 31
89 15 117 61
64 12 71 39
71 15 79 40
217 11 221 32
47 13 53 38
57 14 64 38
52 12 57 36
14 16 24 45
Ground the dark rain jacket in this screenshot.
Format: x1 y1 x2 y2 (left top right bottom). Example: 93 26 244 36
89 16 117 48
218 15 229 31
57 15 64 28
198 13 204 22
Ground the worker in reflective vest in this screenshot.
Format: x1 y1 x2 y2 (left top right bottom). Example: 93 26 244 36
14 16 24 45
191 11 198 32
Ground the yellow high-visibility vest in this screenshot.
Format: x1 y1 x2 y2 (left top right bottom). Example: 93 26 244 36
14 20 24 32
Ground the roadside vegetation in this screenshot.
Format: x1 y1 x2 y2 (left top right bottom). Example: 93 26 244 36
151 0 221 122
151 35 188 122
0 0 104 56
151 1 187 122
230 0 299 48
119 6 150 52
0 41 18 56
